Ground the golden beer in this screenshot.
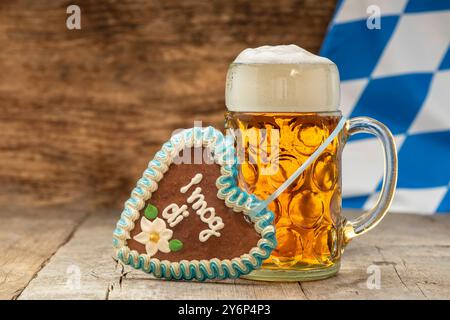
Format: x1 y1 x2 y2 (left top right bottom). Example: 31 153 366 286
225 112 343 272
225 45 397 281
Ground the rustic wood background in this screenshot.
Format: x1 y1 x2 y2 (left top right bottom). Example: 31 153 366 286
0 0 337 211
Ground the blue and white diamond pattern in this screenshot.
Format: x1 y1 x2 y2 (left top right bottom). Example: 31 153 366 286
320 0 450 214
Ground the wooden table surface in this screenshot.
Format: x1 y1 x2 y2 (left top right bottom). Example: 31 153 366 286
1 206 449 300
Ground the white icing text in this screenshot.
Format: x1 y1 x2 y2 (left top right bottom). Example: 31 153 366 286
161 173 224 242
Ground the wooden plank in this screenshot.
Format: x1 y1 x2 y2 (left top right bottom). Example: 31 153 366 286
0 0 337 209
0 204 88 299
108 277 307 300
110 274 307 300
299 212 450 299
18 211 450 300
299 243 450 299
17 211 119 300
19 211 307 300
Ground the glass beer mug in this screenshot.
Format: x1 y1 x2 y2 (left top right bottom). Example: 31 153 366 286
225 45 397 281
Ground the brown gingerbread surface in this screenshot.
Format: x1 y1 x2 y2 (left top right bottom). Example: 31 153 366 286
128 148 261 260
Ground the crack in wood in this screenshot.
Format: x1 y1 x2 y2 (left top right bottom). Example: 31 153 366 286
298 282 309 300
415 283 429 299
375 245 410 292
105 284 112 300
373 260 397 266
392 265 409 290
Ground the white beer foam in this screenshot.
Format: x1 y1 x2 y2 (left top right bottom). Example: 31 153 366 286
233 44 333 65
226 44 340 112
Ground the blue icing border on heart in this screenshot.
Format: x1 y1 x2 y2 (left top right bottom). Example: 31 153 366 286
112 126 277 281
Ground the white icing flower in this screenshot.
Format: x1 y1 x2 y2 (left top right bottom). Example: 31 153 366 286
133 217 173 257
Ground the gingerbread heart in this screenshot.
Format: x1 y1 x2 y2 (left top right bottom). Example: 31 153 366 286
113 127 276 280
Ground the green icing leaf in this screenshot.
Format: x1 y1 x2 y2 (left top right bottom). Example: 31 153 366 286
169 239 183 252
144 204 158 220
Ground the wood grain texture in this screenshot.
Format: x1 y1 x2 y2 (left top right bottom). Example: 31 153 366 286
0 204 88 299
0 0 337 210
18 211 450 300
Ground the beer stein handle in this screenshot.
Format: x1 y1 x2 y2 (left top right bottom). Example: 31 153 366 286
342 117 398 244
